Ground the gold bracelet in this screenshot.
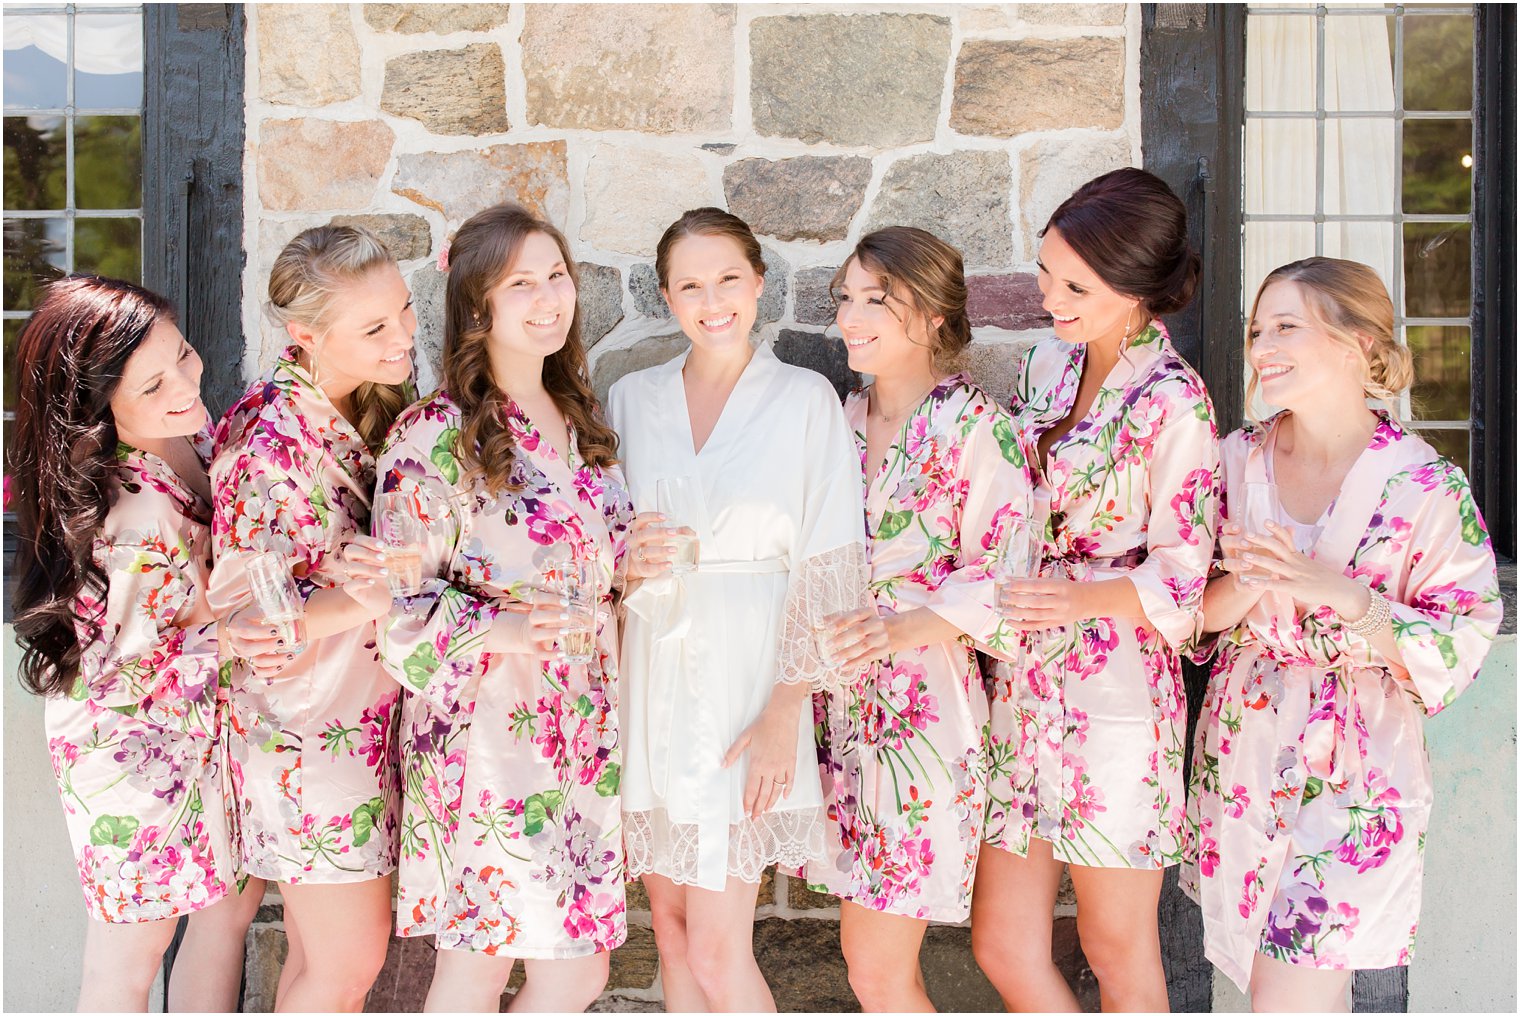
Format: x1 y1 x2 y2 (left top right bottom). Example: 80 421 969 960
1342 587 1392 637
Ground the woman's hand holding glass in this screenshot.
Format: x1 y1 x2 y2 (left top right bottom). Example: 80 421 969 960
626 512 697 581
815 604 892 673
488 588 574 655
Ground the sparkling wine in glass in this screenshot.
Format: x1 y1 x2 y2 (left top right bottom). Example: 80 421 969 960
656 475 700 574
555 556 598 665
245 550 307 655
374 491 425 597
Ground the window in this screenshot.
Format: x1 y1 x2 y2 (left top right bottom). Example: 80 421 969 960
1243 3 1477 470
3 3 144 462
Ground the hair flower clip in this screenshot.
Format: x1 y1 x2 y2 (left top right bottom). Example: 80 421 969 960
437 236 453 274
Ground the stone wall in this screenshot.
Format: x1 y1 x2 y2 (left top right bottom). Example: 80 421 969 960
238 3 1140 1010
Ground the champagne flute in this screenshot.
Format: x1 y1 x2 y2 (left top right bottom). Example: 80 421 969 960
1237 481 1279 587
812 553 873 674
245 550 307 656
993 515 1043 675
554 554 598 666
373 490 425 597
655 475 700 575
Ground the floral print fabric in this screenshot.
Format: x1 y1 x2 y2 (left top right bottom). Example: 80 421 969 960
1183 413 1502 987
985 323 1220 869
376 389 633 958
208 347 400 883
47 433 239 922
809 377 1033 922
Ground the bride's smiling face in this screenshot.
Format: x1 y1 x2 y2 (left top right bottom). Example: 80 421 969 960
660 232 764 353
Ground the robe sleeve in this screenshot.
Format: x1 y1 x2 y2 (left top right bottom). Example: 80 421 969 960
1126 380 1221 651
921 406 1035 662
374 428 501 714
776 381 870 689
1379 464 1503 716
78 528 220 738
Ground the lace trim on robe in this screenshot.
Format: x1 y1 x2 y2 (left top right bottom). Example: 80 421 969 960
776 542 871 690
623 806 827 886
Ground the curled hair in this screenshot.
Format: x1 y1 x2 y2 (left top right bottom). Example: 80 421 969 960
654 207 766 290
1246 256 1413 413
267 223 411 448
442 203 619 493
10 275 175 697
831 226 972 372
1042 167 1201 318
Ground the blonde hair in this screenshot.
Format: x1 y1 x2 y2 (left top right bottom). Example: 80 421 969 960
1247 256 1414 414
831 226 972 373
267 223 412 448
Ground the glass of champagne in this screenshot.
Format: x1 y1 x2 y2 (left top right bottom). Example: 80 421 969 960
245 550 307 656
1237 481 1279 586
812 554 873 674
373 491 425 597
555 556 598 665
656 475 700 575
993 515 1043 674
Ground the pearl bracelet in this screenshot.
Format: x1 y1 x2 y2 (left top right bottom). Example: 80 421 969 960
1342 587 1392 637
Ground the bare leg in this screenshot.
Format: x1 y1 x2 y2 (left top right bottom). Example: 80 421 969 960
274 890 304 1007
1068 862 1169 1012
970 838 1081 1012
166 877 268 1012
839 901 933 1012
643 874 712 1012
670 875 774 1012
1249 954 1353 1013
424 947 516 1013
510 954 610 1012
274 878 392 1013
77 917 180 1012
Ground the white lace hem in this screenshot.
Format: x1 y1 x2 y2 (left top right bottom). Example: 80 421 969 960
777 542 872 690
624 806 827 886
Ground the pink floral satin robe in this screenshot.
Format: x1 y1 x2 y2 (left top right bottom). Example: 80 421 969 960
376 390 634 958
985 322 1220 869
209 348 400 883
1182 413 1502 987
47 434 238 922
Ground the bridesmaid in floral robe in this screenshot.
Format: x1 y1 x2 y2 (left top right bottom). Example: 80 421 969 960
811 227 1033 1011
1184 258 1501 1011
11 276 261 1011
209 225 415 1011
973 169 1219 1012
375 204 633 1013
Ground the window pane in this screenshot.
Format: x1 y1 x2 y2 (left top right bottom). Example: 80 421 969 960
1246 15 1318 113
75 217 140 282
1245 220 1315 303
74 116 141 210
1404 14 1474 112
1413 426 1470 474
3 217 66 311
1403 222 1470 318
0 14 68 109
73 13 144 110
1403 118 1473 215
4 318 23 414
1323 222 1397 295
1323 13 1395 113
1245 119 1317 214
3 115 66 211
1323 117 1395 215
1407 325 1471 422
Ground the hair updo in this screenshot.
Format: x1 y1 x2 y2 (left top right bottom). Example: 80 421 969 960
831 226 972 372
1248 256 1413 407
1042 167 1201 318
654 207 766 290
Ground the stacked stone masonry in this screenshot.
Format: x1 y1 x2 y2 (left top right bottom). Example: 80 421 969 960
241 3 1138 1010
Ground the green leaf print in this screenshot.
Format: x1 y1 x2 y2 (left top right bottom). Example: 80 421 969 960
1302 776 1324 805
1434 631 1460 670
402 642 441 691
432 427 461 484
596 762 622 798
1458 497 1484 546
876 509 913 541
309 483 330 529
351 797 386 847
991 417 1027 467
89 814 140 848
573 694 595 718
522 789 566 837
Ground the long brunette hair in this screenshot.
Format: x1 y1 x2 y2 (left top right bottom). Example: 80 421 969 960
442 204 618 492
11 275 176 696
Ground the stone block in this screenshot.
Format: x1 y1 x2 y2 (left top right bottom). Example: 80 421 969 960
625 878 651 913
952 38 1125 136
628 263 669 320
522 4 735 133
364 935 436 1012
792 266 841 327
256 5 360 106
960 338 1034 406
758 247 788 327
783 868 844 910
1053 914 1101 1008
1019 3 1126 26
581 145 712 256
381 44 510 135
756 867 777 907
331 213 433 262
967 273 1050 331
958 4 1016 32
753 917 858 1012
922 925 1003 1012
242 923 288 1013
1018 136 1133 259
592 333 690 404
258 119 394 213
606 924 660 990
408 264 446 395
723 157 872 243
773 329 860 400
589 997 663 1013
866 150 1013 269
751 14 949 146
392 142 570 227
576 262 625 348
364 4 511 33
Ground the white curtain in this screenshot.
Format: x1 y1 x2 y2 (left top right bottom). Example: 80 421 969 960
3 13 141 76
